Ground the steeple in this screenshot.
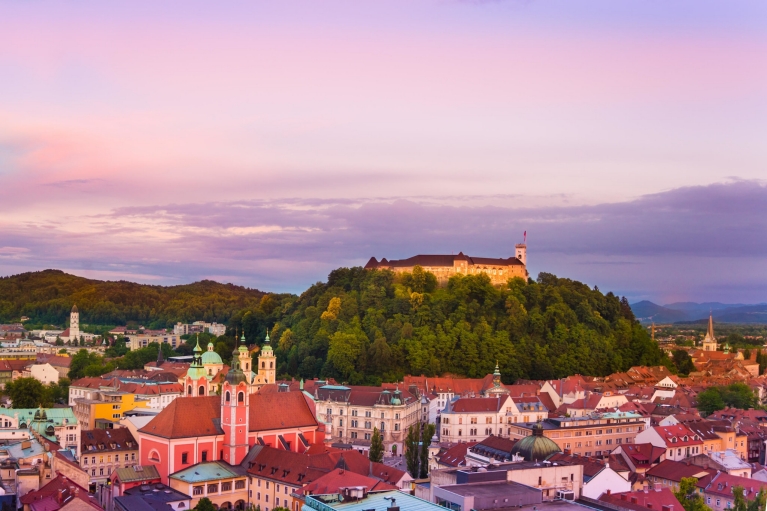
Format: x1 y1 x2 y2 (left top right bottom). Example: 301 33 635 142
157 344 164 366
708 313 715 339
702 313 718 352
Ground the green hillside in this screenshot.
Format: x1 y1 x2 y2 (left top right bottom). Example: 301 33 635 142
0 269 268 328
229 267 667 383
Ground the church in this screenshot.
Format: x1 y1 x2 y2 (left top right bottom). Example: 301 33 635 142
181 332 277 397
139 337 324 483
58 304 81 343
365 243 528 286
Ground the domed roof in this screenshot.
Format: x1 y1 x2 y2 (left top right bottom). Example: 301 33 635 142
201 342 223 365
510 423 561 462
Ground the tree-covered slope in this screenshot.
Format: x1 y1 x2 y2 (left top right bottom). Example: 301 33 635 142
0 269 268 327
230 267 667 384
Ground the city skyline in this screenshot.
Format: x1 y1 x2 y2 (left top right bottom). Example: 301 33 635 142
1 0 765 302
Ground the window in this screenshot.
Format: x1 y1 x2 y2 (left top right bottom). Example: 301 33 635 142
365 411 372 418
266 495 269 503
193 486 204 496
83 458 88 465
208 484 218 493
352 410 358 416
327 408 332 415
339 419 343 427
236 480 245 490
277 484 280 492
202 451 208 462
182 452 188 464
226 392 231 403
471 417 477 424
238 392 244 402
365 433 371 440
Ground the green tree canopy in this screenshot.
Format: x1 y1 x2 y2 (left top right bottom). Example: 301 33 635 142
4 378 53 408
369 427 384 463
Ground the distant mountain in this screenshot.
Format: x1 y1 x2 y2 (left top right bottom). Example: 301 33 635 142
631 300 767 324
630 301 690 323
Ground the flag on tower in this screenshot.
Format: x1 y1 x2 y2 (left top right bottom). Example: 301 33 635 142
523 231 527 243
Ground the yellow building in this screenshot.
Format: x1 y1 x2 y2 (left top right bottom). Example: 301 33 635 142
73 391 149 429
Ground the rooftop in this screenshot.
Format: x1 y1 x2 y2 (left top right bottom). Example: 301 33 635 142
170 461 247 483
306 490 445 511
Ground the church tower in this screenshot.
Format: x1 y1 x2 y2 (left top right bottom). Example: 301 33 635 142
221 340 250 465
701 314 718 352
185 336 208 396
257 333 276 386
70 304 80 342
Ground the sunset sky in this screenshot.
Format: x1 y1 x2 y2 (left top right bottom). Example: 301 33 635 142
1 0 765 302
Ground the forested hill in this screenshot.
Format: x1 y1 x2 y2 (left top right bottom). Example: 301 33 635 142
0 270 267 328
229 267 668 384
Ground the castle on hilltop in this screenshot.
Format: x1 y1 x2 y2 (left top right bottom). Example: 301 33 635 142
365 243 528 286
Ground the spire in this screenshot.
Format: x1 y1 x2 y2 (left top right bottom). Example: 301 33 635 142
708 313 715 340
157 344 164 366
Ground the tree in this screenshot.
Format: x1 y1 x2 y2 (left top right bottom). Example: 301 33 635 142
404 425 420 478
194 498 216 511
697 388 726 415
369 427 384 463
674 477 711 511
672 350 695 375
419 423 436 478
4 378 53 408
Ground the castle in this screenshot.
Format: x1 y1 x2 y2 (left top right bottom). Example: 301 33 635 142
365 243 528 286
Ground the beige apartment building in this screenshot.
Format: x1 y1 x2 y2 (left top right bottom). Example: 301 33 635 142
439 394 548 444
508 412 649 459
314 384 420 455
80 428 139 488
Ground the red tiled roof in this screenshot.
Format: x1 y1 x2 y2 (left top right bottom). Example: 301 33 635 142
451 397 505 413
20 474 98 509
141 391 318 439
652 424 703 447
438 442 476 467
296 468 396 496
646 460 715 482
704 472 767 499
599 488 682 511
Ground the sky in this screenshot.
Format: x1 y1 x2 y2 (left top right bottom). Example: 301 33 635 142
0 0 766 303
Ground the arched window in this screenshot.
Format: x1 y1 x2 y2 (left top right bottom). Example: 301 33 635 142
199 386 205 396
262 362 265 369
149 450 160 462
238 392 244 403
270 362 273 369
208 369 212 375
246 363 249 371
225 392 231 403
187 386 192 395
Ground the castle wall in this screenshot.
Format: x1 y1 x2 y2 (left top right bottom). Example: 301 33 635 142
387 264 527 286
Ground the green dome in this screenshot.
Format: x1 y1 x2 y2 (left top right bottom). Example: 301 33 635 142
510 423 561 462
201 342 223 365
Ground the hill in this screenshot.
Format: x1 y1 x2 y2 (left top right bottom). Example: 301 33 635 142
228 267 667 383
0 269 268 328
630 300 767 325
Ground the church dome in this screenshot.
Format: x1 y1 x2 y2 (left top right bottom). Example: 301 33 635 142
510 423 561 462
201 342 223 365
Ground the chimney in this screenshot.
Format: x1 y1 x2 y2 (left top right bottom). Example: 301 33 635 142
607 489 611 495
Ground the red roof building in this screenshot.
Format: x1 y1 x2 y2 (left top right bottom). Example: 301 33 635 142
138 391 324 483
599 488 683 511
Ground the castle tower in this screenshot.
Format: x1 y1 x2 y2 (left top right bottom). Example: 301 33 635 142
221 343 250 465
515 244 527 267
701 314 718 352
70 304 80 342
257 333 276 386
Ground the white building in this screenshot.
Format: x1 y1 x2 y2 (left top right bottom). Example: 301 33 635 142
635 424 704 461
127 333 180 350
25 363 60 384
440 394 548 444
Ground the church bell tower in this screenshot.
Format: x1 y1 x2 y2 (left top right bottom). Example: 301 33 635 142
221 337 250 465
70 304 80 342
